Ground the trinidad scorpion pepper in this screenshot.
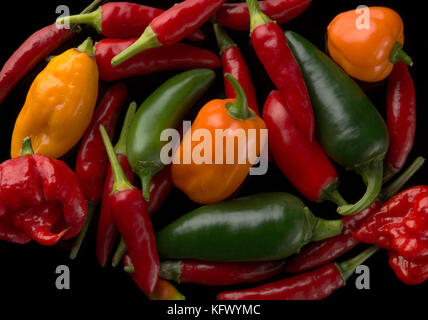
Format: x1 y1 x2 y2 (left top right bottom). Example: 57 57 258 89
156 192 343 261
327 7 413 82
172 74 266 204
286 31 389 216
0 138 87 245
11 38 99 159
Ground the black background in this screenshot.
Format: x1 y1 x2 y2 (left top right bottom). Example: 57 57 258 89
0 0 426 313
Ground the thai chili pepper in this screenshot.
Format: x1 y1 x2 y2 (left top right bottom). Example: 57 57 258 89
213 24 259 116
95 38 221 82
264 90 346 205
11 38 99 159
217 246 378 300
286 31 389 216
123 255 185 300
96 103 136 267
111 0 226 66
354 186 428 260
384 62 416 181
0 137 87 245
100 125 159 294
327 7 413 82
246 0 314 141
126 69 215 200
286 156 424 273
214 0 312 31
70 83 128 259
57 2 205 41
0 0 102 105
154 260 286 286
388 251 428 285
156 192 343 261
172 74 266 204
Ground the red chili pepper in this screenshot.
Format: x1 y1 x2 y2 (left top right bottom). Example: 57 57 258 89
111 0 226 66
388 251 428 285
213 24 259 115
215 0 312 30
263 90 345 205
384 62 416 181
217 246 378 300
95 39 221 82
247 0 314 141
100 125 159 294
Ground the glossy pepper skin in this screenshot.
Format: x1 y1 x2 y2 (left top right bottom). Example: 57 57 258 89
247 0 314 141
215 0 312 31
156 192 343 262
286 31 389 216
11 38 99 159
111 0 226 66
388 251 428 285
213 24 259 115
172 74 267 204
127 69 215 200
95 38 221 82
159 260 286 286
264 90 346 205
327 7 413 82
217 246 378 300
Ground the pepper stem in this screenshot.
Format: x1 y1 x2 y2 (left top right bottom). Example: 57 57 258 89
246 0 273 33
20 137 35 156
390 43 413 66
56 8 102 33
77 37 95 56
311 217 343 241
319 179 348 206
224 73 253 120
69 202 96 259
337 246 379 282
159 260 182 283
213 24 237 53
99 125 134 193
81 0 103 14
111 26 161 66
124 265 134 273
114 102 137 155
383 162 399 183
112 237 127 267
337 159 383 216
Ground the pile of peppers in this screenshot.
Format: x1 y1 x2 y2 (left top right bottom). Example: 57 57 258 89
0 0 426 301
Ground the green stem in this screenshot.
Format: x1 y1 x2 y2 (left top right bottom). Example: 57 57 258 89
111 26 161 66
213 24 237 53
20 137 35 156
319 179 348 206
112 237 128 267
124 265 134 273
114 102 137 155
224 73 253 120
337 159 383 216
81 0 103 14
69 202 96 259
56 8 102 33
246 0 273 33
383 161 399 183
337 246 379 282
390 43 413 66
311 217 343 241
77 37 95 56
99 125 134 193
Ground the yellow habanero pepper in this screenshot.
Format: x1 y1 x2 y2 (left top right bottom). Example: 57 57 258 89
172 74 267 204
327 7 413 82
11 37 99 158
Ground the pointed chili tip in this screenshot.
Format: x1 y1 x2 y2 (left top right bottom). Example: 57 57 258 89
20 136 35 156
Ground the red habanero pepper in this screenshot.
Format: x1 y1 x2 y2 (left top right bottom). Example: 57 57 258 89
95 39 221 82
388 251 428 285
111 0 226 66
217 246 378 300
264 91 346 205
247 0 314 141
57 2 204 41
100 125 159 294
384 62 416 181
213 24 259 115
215 0 311 30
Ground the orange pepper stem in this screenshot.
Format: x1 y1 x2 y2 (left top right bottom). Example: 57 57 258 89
77 37 95 56
20 137 35 156
224 73 253 120
390 43 413 66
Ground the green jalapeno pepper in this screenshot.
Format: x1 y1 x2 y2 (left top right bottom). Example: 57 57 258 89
156 192 343 261
285 31 389 216
126 69 215 200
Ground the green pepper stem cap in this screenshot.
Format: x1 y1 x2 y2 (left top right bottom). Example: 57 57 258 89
311 217 343 242
20 137 35 156
319 179 348 206
69 202 96 259
246 0 273 33
213 23 237 53
159 260 182 283
224 73 254 120
111 25 161 66
99 125 134 193
338 246 379 282
114 102 137 156
124 265 134 273
390 43 413 66
77 37 95 56
56 7 102 33
112 237 128 267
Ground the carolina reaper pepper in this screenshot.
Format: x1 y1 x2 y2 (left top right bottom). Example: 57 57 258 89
11 38 99 159
327 7 413 82
172 73 266 204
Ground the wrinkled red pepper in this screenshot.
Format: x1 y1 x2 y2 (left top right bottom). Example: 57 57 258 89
388 251 428 285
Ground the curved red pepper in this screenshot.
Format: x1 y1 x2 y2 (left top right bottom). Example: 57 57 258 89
215 0 312 30
95 39 221 82
388 251 428 285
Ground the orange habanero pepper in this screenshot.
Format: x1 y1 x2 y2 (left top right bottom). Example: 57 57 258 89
172 74 267 204
327 7 413 82
11 38 99 159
